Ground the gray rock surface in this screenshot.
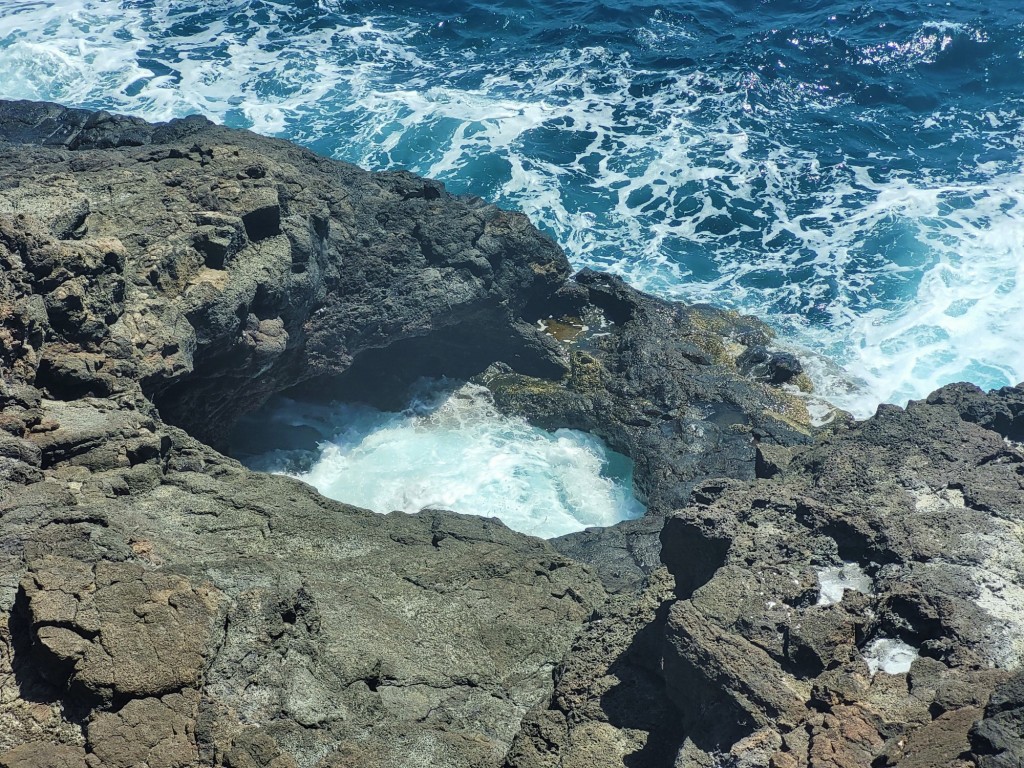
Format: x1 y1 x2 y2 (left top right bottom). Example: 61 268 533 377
503 383 1024 767
0 100 1021 768
0 100 612 768
479 269 817 591
0 100 570 451
0 401 604 768
972 670 1024 768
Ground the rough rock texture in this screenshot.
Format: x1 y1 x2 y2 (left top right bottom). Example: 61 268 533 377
0 99 570 450
503 568 683 767
0 101 616 768
504 382 1024 767
0 97 813 597
0 100 1021 768
971 670 1024 767
479 270 817 591
0 101 813 767
0 399 604 768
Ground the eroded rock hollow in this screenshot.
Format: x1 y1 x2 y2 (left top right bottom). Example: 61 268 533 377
0 101 1021 768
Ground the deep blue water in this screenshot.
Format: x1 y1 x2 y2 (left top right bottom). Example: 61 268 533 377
2 0 1024 416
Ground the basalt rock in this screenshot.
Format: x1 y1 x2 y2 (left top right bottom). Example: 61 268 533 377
0 97 814 596
0 99 570 450
0 100 613 768
504 383 1024 767
664 384 1024 767
0 100 1020 768
0 400 605 768
0 100 807 768
479 269 817 591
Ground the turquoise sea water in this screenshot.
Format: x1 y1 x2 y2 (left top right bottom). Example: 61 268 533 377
3 0 1023 416
231 381 645 538
2 0 1022 531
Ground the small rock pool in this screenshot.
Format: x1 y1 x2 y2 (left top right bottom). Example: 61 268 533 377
229 379 645 539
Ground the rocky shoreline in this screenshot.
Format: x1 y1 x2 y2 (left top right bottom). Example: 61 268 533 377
0 100 1021 768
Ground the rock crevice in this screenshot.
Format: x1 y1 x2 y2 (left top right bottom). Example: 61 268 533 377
0 101 1020 768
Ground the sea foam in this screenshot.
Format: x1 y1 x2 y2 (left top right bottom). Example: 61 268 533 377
2 1 1022 417
231 382 645 539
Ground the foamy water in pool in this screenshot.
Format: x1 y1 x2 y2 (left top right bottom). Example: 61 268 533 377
231 381 645 538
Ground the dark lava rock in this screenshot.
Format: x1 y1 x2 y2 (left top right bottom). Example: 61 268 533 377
479 269 818 590
0 400 605 768
0 101 1021 768
0 100 607 768
0 100 810 768
972 670 1024 768
0 99 570 450
737 344 804 385
0 98 816 599
504 383 1024 767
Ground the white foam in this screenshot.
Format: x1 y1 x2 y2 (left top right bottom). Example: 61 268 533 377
816 562 873 607
862 637 920 676
236 382 645 539
1 3 1022 416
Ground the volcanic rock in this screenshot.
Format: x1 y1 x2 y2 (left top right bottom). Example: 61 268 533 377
0 100 1021 768
505 383 1024 767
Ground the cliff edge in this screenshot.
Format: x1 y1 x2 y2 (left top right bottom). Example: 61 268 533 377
0 101 1021 768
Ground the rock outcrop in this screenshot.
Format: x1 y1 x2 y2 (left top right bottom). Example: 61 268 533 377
0 402 605 767
0 100 1021 768
0 100 604 768
0 99 571 451
478 269 816 591
505 383 1024 767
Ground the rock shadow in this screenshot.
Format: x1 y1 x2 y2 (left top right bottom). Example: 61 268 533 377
8 586 59 705
598 599 687 767
7 586 101 725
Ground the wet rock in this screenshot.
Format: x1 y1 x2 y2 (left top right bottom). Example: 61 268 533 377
0 100 570 449
737 344 803 385
481 270 816 589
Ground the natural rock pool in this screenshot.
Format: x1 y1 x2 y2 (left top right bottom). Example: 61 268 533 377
230 380 645 539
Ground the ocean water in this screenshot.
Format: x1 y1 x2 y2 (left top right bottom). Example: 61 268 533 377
2 0 1022 530
230 381 645 538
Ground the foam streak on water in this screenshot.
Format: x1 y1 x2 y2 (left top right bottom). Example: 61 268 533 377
2 1 1024 415
232 382 645 539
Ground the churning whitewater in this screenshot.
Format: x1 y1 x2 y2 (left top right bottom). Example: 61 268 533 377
2 0 1022 530
230 382 645 538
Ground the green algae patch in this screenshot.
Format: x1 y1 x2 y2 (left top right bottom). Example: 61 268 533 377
675 305 773 369
761 387 815 436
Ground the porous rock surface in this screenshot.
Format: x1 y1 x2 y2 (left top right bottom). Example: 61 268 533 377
0 100 1021 768
0 100 608 768
505 384 1024 767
